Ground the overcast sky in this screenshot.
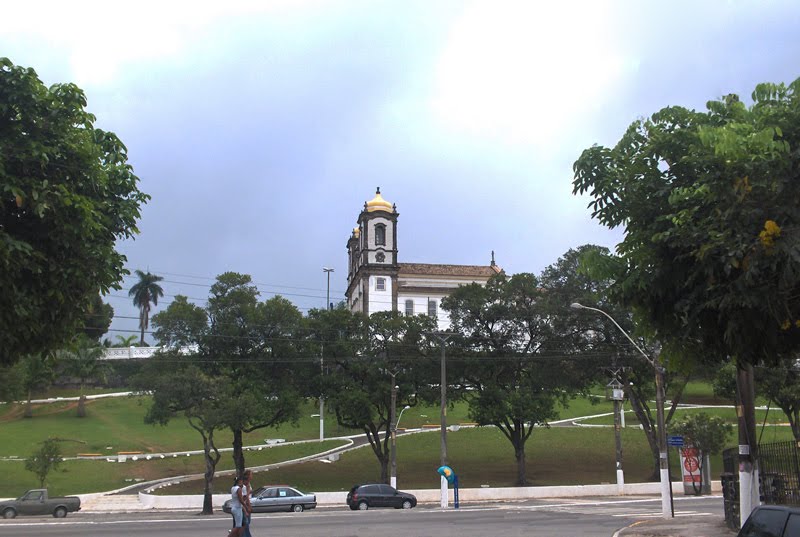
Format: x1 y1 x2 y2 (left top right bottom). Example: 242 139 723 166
3 0 799 343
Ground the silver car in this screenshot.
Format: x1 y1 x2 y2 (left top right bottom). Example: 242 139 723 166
223 486 317 514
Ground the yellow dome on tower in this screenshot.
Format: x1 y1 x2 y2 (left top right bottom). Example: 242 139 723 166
365 188 394 213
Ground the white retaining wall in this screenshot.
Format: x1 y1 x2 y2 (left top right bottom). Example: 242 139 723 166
135 481 722 510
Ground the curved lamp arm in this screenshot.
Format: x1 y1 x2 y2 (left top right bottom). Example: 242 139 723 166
570 302 655 369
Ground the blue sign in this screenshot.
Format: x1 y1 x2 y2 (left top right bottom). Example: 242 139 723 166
667 435 684 447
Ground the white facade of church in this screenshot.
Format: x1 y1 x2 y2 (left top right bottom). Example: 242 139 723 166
345 189 501 329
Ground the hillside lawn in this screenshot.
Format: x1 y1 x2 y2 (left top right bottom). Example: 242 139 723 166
3 381 790 498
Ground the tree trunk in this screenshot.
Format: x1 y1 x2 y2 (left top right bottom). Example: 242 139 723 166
362 425 390 483
77 394 86 418
790 409 800 442
736 362 759 522
24 389 33 418
380 457 389 484
232 428 245 477
510 423 527 486
201 430 221 515
626 389 659 480
515 445 527 486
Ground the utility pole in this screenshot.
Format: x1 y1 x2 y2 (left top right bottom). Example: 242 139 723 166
426 331 453 509
571 303 672 519
390 376 398 488
320 267 334 442
608 359 625 495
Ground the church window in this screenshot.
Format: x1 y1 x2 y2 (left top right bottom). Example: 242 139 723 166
375 224 386 246
405 300 414 316
376 277 386 291
428 300 437 318
376 252 385 262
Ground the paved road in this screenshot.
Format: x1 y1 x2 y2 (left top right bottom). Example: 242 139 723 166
0 496 724 537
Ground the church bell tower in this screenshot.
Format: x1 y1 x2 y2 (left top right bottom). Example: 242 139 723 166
345 188 400 316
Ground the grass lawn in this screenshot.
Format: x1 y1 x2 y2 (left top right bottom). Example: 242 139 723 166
0 439 347 498
579 405 791 428
2 385 792 499
159 425 742 495
0 396 362 458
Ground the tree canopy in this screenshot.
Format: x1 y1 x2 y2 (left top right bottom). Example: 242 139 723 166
147 273 305 479
572 78 800 366
442 268 600 485
573 78 800 503
0 58 149 365
317 308 437 483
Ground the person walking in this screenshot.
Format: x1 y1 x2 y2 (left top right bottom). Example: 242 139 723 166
242 470 253 537
227 475 245 537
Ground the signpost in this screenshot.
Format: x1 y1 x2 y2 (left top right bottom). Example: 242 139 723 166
667 435 684 448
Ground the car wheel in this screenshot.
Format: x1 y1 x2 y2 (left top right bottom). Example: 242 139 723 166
53 507 68 518
401 500 412 509
292 504 304 513
3 508 16 519
358 501 369 511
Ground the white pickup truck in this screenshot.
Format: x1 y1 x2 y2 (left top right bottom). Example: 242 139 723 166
0 489 81 518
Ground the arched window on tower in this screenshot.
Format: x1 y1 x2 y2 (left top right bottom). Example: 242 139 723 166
375 224 386 246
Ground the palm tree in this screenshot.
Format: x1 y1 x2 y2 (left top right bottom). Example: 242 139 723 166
113 334 139 347
20 353 56 418
128 270 165 346
58 339 108 417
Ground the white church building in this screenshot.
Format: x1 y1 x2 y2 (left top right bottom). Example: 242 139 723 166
345 189 501 329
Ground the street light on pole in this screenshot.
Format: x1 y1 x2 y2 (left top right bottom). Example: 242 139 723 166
570 302 672 519
391 404 411 489
323 267 334 311
320 267 334 442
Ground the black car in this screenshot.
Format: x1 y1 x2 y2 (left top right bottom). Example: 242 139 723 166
222 486 317 514
737 505 800 537
346 484 417 510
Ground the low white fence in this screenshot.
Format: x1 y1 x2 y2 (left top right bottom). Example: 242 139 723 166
134 481 722 510
102 346 197 360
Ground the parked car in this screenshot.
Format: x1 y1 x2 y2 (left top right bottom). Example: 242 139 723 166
223 485 316 514
737 505 800 537
0 489 81 519
346 484 417 510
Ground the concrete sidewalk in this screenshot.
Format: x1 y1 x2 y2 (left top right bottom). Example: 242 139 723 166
614 515 736 537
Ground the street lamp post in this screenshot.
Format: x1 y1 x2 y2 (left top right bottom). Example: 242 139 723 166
320 267 334 442
323 267 334 311
426 331 453 508
391 404 411 489
570 303 672 519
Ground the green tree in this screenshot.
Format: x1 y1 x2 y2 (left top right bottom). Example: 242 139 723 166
151 295 207 348
541 245 693 480
0 58 149 366
671 412 733 494
19 353 56 418
134 358 226 515
24 438 63 488
149 273 305 478
203 273 304 476
573 78 800 496
443 272 596 485
58 337 108 417
755 358 800 441
319 309 436 483
128 270 165 346
0 363 23 403
714 357 800 441
81 294 114 343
